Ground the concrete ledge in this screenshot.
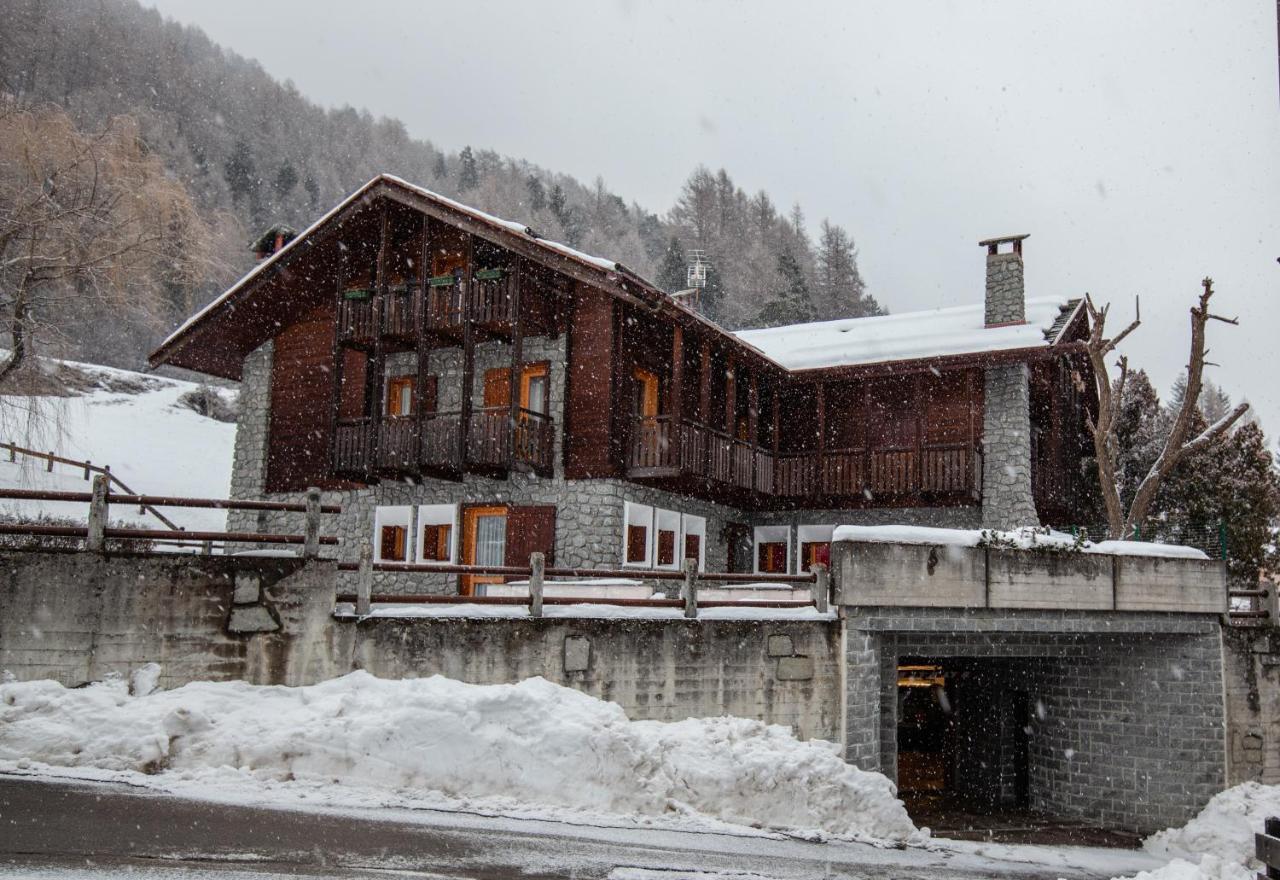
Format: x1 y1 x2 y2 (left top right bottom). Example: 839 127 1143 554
833 539 1226 617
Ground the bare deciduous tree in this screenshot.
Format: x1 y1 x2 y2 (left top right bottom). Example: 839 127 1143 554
1083 278 1250 538
0 98 210 382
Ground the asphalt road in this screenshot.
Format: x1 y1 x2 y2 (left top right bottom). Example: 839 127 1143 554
0 775 1154 879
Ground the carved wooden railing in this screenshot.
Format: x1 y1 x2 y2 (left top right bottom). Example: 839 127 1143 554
333 418 372 475
336 292 378 346
382 285 420 340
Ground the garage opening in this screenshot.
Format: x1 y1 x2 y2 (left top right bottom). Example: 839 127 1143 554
895 657 1136 846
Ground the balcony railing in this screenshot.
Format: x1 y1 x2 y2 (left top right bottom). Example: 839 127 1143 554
626 416 979 503
337 292 378 347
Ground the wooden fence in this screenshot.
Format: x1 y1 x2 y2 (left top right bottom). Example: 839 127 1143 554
0 481 340 555
334 553 829 619
1257 816 1280 878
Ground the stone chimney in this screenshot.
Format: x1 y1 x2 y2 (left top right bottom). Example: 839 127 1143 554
979 234 1029 327
977 233 1039 530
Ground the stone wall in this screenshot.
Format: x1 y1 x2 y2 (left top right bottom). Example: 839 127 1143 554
846 606 1226 833
1223 626 1280 785
0 549 841 743
982 363 1038 529
984 251 1025 326
226 342 273 535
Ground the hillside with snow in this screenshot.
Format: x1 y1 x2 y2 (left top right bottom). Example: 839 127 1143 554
0 358 237 533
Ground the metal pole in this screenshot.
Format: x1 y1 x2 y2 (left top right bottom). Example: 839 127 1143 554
529 552 544 618
356 541 374 616
86 474 108 552
683 558 698 619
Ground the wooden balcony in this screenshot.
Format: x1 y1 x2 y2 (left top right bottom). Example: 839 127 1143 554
626 416 981 507
423 274 516 338
336 292 378 348
332 408 553 481
337 274 520 350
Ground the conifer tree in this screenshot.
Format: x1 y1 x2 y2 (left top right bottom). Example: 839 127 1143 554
755 250 816 328
457 146 479 191
656 237 687 293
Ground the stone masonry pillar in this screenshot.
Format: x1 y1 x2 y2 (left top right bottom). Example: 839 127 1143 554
982 363 1039 529
226 341 274 535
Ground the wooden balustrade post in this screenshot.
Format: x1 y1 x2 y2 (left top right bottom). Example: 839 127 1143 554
356 541 374 616
302 487 322 559
812 563 830 613
683 557 698 619
83 461 91 480
46 454 53 473
86 474 108 552
200 540 212 556
529 551 545 618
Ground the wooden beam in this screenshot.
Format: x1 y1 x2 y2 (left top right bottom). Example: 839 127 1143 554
724 353 736 435
414 214 432 470
458 234 476 467
748 371 759 445
699 341 712 425
816 381 826 458
671 325 684 428
771 383 781 457
328 242 349 477
508 260 524 457
366 205 391 481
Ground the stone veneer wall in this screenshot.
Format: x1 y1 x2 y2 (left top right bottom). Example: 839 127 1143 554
981 363 1039 529
845 607 1226 833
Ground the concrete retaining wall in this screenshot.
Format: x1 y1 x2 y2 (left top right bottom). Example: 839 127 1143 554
0 550 841 742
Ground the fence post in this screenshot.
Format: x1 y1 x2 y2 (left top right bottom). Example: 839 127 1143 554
812 563 830 613
356 541 373 616
200 540 212 556
683 558 698 619
86 474 108 552
46 453 53 473
302 487 322 560
529 551 544 618
83 461 91 481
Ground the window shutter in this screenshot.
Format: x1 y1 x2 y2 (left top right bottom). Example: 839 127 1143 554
503 505 557 571
683 534 701 568
626 525 648 564
657 529 676 566
483 368 511 408
421 375 438 414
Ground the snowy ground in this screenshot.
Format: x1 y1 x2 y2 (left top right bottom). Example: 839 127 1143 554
5 669 1265 879
0 358 236 533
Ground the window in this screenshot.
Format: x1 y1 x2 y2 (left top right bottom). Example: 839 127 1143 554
798 525 835 572
520 363 549 415
387 376 414 417
373 505 412 563
654 508 680 569
753 525 792 575
633 367 659 418
622 501 654 567
415 504 457 564
484 364 549 414
681 514 706 572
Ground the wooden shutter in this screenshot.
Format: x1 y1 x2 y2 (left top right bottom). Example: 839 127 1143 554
657 529 676 566
683 534 701 567
626 525 648 564
483 368 511 407
421 375 438 414
504 505 557 569
380 525 406 562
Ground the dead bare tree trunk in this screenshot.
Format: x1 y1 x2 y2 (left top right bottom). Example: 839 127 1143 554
1084 278 1249 539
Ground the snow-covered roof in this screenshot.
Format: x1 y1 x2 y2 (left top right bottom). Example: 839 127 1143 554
734 297 1082 371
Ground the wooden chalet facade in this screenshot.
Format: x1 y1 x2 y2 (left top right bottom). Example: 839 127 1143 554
152 175 1095 587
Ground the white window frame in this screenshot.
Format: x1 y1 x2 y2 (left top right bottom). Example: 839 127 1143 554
373 505 413 563
796 524 835 572
653 508 682 570
415 503 458 564
680 514 707 572
753 525 793 575
622 501 655 568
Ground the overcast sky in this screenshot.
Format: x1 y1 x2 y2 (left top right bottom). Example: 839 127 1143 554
146 1 1280 433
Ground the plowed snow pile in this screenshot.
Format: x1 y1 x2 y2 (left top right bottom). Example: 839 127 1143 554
0 670 916 844
1110 782 1280 880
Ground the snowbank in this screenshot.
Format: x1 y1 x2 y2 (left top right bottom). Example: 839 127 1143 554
1106 782 1280 880
832 524 1209 560
0 670 917 844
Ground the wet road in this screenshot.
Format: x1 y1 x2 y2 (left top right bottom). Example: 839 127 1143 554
0 775 1152 879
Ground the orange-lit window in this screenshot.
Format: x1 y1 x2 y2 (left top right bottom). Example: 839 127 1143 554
633 368 659 418
757 542 788 574
387 376 414 416
379 525 407 562
521 363 549 415
801 541 830 572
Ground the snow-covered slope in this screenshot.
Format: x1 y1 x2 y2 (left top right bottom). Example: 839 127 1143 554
0 670 920 845
0 358 236 532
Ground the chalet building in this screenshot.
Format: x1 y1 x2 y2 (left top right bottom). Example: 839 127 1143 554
151 175 1094 593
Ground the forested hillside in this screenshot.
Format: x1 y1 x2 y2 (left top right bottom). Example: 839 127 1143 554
0 0 881 371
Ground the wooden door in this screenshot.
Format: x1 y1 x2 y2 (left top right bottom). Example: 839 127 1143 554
460 505 508 595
